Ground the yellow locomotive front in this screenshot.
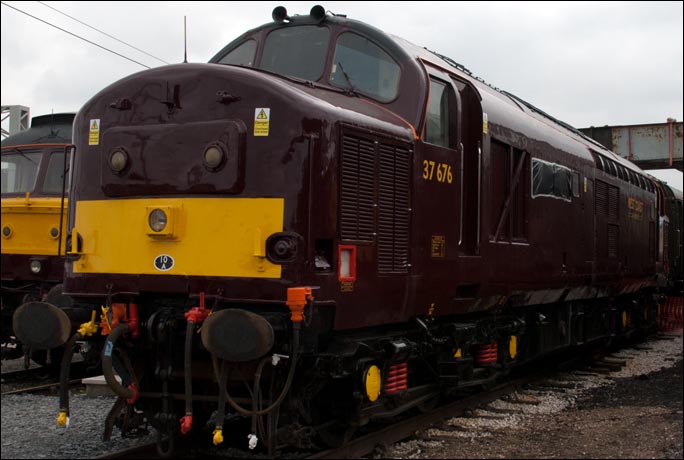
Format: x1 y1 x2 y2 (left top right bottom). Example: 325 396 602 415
2 113 74 363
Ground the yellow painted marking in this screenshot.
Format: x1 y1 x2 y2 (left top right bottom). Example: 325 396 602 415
1 196 68 255
627 197 644 221
422 160 453 184
72 197 283 278
431 235 446 258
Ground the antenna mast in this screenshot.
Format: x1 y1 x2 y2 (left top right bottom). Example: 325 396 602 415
183 16 187 63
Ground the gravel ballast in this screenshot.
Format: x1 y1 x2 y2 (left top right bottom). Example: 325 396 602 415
383 332 683 459
1 394 155 459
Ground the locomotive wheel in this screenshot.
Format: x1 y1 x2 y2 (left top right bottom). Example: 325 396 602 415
416 394 441 413
316 422 356 448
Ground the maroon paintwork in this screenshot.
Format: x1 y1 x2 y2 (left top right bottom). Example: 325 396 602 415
65 13 659 331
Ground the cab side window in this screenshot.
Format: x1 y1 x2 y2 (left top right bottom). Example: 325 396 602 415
425 79 455 148
217 40 256 67
43 152 68 194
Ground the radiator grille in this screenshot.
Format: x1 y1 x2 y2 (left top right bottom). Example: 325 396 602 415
339 131 411 273
340 136 376 241
378 144 411 273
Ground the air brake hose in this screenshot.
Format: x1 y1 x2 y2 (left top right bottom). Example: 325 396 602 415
215 323 301 417
213 322 301 445
181 294 209 435
57 310 98 427
213 358 228 445
57 332 82 427
180 320 195 434
102 323 135 400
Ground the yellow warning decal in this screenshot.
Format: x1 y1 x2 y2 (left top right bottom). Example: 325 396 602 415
88 119 101 146
254 108 270 137
482 113 488 134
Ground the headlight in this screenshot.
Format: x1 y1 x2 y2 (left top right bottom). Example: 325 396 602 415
49 227 60 239
265 232 302 264
109 148 129 173
148 209 168 232
30 260 42 274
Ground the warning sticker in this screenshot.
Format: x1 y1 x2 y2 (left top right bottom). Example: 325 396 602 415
254 108 270 137
482 113 488 134
88 119 101 145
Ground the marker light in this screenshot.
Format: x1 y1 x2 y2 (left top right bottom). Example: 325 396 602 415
338 245 357 281
30 260 42 274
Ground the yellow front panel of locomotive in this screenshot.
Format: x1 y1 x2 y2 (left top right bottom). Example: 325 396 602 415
72 198 284 278
1 196 68 255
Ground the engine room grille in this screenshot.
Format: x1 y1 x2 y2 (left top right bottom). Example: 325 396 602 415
607 224 619 258
340 136 376 241
339 131 411 273
595 179 619 221
378 144 411 273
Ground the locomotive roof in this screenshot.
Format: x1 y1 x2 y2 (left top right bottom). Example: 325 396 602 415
391 34 645 174
214 7 645 176
1 112 75 148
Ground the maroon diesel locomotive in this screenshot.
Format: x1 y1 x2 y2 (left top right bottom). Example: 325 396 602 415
14 5 667 454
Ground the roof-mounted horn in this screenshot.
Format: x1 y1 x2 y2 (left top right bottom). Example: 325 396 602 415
272 6 290 23
310 5 326 22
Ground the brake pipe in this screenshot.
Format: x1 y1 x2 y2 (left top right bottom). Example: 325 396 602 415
102 323 135 401
211 288 310 447
213 359 228 445
57 310 99 427
180 293 210 435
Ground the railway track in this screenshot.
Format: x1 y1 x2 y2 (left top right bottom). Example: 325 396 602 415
96 374 541 459
308 376 536 459
1 360 89 396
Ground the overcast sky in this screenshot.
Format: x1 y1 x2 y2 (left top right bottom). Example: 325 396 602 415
3 2 680 189
2 1 683 131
